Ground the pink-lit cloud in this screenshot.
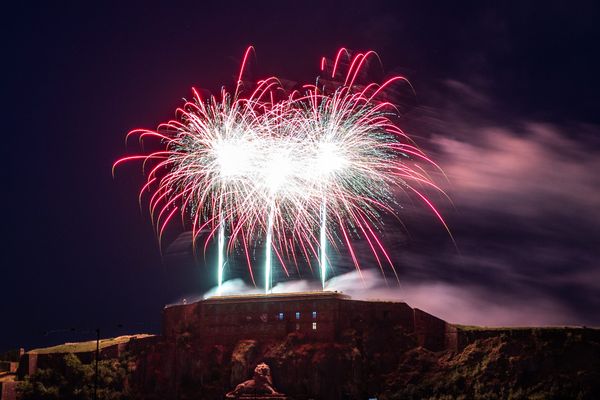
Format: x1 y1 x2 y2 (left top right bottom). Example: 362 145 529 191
434 123 600 219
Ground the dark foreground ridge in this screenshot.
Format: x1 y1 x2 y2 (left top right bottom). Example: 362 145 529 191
2 292 599 399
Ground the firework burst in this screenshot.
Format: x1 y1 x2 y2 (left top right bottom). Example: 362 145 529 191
113 47 450 294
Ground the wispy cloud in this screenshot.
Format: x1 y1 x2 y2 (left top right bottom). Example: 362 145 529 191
391 80 600 326
434 122 600 218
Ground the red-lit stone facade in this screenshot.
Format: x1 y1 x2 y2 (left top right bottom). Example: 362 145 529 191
163 291 457 351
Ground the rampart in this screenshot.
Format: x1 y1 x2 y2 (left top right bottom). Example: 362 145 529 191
162 291 457 351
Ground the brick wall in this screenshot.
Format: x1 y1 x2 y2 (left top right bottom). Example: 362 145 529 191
162 292 453 351
0 381 17 400
0 363 17 374
16 353 36 379
413 308 448 351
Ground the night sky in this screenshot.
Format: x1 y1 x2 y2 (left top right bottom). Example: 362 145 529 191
4 1 600 353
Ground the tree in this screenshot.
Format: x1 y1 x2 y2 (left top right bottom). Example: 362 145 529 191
18 353 131 400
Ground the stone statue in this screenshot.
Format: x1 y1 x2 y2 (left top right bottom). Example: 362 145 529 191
226 362 284 398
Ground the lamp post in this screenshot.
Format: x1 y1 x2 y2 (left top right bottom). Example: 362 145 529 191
94 328 100 400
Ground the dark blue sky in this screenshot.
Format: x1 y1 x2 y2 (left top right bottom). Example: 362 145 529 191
3 1 600 352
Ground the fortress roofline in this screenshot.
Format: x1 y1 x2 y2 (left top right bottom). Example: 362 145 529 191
203 290 351 304
164 290 352 309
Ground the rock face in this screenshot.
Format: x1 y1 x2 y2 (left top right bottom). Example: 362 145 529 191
382 328 600 399
126 324 600 399
230 340 259 389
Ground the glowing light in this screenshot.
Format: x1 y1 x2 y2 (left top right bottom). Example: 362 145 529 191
215 139 253 179
217 218 225 294
113 47 451 294
263 149 293 195
265 204 275 294
316 142 347 176
319 201 327 288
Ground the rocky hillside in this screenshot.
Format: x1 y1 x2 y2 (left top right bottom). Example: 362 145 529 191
382 328 600 399
125 326 600 399
15 326 600 399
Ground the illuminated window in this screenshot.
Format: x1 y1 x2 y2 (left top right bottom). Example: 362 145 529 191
295 312 300 320
312 322 317 330
278 312 284 321
312 311 317 319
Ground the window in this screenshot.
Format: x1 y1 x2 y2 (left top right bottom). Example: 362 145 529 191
312 311 317 319
278 312 284 321
312 322 317 330
295 312 300 320
295 323 300 331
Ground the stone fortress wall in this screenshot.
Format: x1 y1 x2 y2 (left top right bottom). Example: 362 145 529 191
162 291 458 351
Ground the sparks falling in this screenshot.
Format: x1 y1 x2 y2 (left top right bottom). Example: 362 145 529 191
113 47 450 294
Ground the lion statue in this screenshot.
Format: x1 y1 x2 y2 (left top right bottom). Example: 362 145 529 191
226 362 282 398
